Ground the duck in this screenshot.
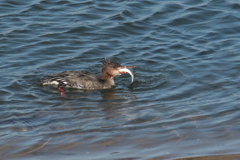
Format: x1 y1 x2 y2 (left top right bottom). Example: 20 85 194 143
40 59 135 96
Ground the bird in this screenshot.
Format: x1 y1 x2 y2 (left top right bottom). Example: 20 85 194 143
39 58 135 96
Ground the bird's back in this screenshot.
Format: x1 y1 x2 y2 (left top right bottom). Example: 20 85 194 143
40 71 109 89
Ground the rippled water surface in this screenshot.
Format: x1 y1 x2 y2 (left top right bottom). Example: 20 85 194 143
1 0 240 159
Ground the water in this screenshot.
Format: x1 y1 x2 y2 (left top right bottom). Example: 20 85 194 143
1 0 240 159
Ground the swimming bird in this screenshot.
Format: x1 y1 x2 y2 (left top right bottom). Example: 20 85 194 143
40 59 135 96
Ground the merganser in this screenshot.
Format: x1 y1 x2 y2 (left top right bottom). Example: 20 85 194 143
40 59 135 96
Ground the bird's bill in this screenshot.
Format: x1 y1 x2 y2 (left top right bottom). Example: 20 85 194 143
118 67 135 84
126 66 136 68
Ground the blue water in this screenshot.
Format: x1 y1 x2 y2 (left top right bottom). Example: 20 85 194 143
1 0 240 159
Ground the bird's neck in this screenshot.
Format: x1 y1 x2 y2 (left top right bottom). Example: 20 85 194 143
100 72 115 86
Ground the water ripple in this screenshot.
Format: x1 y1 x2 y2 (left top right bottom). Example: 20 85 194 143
1 0 240 159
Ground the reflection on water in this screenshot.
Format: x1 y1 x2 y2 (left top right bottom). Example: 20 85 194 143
1 0 240 159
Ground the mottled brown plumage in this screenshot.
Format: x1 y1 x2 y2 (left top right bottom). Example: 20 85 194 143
40 59 135 91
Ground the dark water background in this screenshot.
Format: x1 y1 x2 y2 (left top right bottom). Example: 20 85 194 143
1 0 240 159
